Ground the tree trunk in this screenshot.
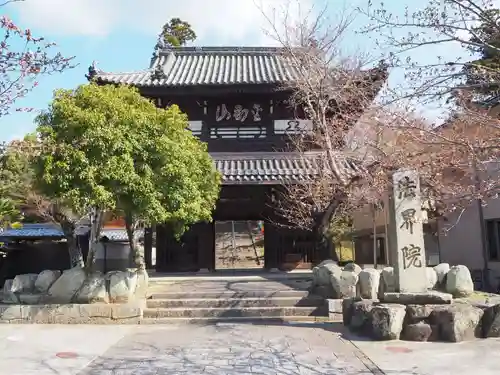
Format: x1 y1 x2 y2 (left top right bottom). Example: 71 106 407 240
125 213 145 270
60 220 83 268
85 208 104 272
313 194 345 263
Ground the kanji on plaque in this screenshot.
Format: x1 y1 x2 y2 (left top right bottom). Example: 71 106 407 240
216 104 231 121
400 208 417 234
397 176 417 199
233 105 249 122
251 103 263 121
401 244 423 269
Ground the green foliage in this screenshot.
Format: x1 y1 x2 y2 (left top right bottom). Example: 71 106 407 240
35 83 221 232
0 135 38 226
160 18 196 47
0 197 20 227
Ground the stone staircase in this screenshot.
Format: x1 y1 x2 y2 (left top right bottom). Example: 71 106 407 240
141 275 329 323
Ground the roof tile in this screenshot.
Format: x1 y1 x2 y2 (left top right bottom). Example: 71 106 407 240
94 47 299 87
211 152 363 184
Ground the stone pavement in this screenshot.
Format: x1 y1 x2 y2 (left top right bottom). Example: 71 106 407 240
1 322 500 375
352 335 500 375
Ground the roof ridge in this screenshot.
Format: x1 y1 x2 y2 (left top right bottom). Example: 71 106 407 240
157 46 287 55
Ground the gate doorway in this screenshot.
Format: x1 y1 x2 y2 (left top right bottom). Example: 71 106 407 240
215 220 265 269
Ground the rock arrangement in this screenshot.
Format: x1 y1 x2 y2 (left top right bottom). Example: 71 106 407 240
312 260 500 342
1 267 148 305
311 260 474 300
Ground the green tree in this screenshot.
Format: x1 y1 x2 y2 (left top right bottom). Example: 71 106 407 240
35 83 220 270
0 136 36 226
159 18 196 47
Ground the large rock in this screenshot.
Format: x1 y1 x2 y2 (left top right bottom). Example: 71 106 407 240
47 267 86 303
18 293 42 304
429 304 483 342
312 261 342 298
426 267 438 290
108 270 138 303
481 304 500 338
349 300 377 335
1 280 18 303
74 272 108 303
434 263 450 286
312 260 337 285
329 271 342 299
382 291 452 305
359 269 380 299
339 269 359 298
343 262 362 274
405 304 450 323
401 322 434 342
342 297 362 326
11 274 38 293
34 270 61 293
134 269 149 300
370 304 406 340
446 265 474 297
378 267 395 298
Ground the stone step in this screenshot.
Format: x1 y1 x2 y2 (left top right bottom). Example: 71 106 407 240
140 315 333 324
143 306 327 319
147 295 324 309
148 290 311 299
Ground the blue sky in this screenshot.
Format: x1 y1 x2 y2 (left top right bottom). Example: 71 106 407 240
0 0 472 142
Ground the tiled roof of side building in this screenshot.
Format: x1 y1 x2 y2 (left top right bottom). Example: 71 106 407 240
93 46 300 87
0 224 143 242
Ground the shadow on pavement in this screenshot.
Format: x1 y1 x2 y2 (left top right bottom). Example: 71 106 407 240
77 323 392 375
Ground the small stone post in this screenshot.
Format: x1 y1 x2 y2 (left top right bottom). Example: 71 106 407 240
388 169 427 292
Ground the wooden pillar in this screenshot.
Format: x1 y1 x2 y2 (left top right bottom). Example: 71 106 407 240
197 222 215 271
154 224 166 272
144 226 153 269
264 221 279 269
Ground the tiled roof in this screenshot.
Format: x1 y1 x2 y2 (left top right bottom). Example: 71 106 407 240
211 152 364 184
0 224 143 242
0 224 64 239
94 47 299 87
99 228 144 242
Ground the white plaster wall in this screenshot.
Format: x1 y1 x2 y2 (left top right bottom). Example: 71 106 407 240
437 203 484 270
437 197 500 289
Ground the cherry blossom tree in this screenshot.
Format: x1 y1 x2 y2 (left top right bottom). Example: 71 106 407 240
261 3 500 270
359 0 500 104
0 0 74 118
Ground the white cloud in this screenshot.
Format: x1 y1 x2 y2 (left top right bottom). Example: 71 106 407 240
11 0 316 45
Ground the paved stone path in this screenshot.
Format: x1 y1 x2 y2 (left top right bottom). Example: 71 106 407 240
0 323 374 375
2 323 500 374
81 323 375 375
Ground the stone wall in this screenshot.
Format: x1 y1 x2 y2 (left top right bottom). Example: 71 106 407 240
0 267 149 324
313 259 500 342
0 303 142 324
2 267 148 306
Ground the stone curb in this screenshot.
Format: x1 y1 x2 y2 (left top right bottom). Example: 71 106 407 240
0 302 143 324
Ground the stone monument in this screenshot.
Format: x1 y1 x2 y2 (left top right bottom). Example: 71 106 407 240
388 169 427 292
